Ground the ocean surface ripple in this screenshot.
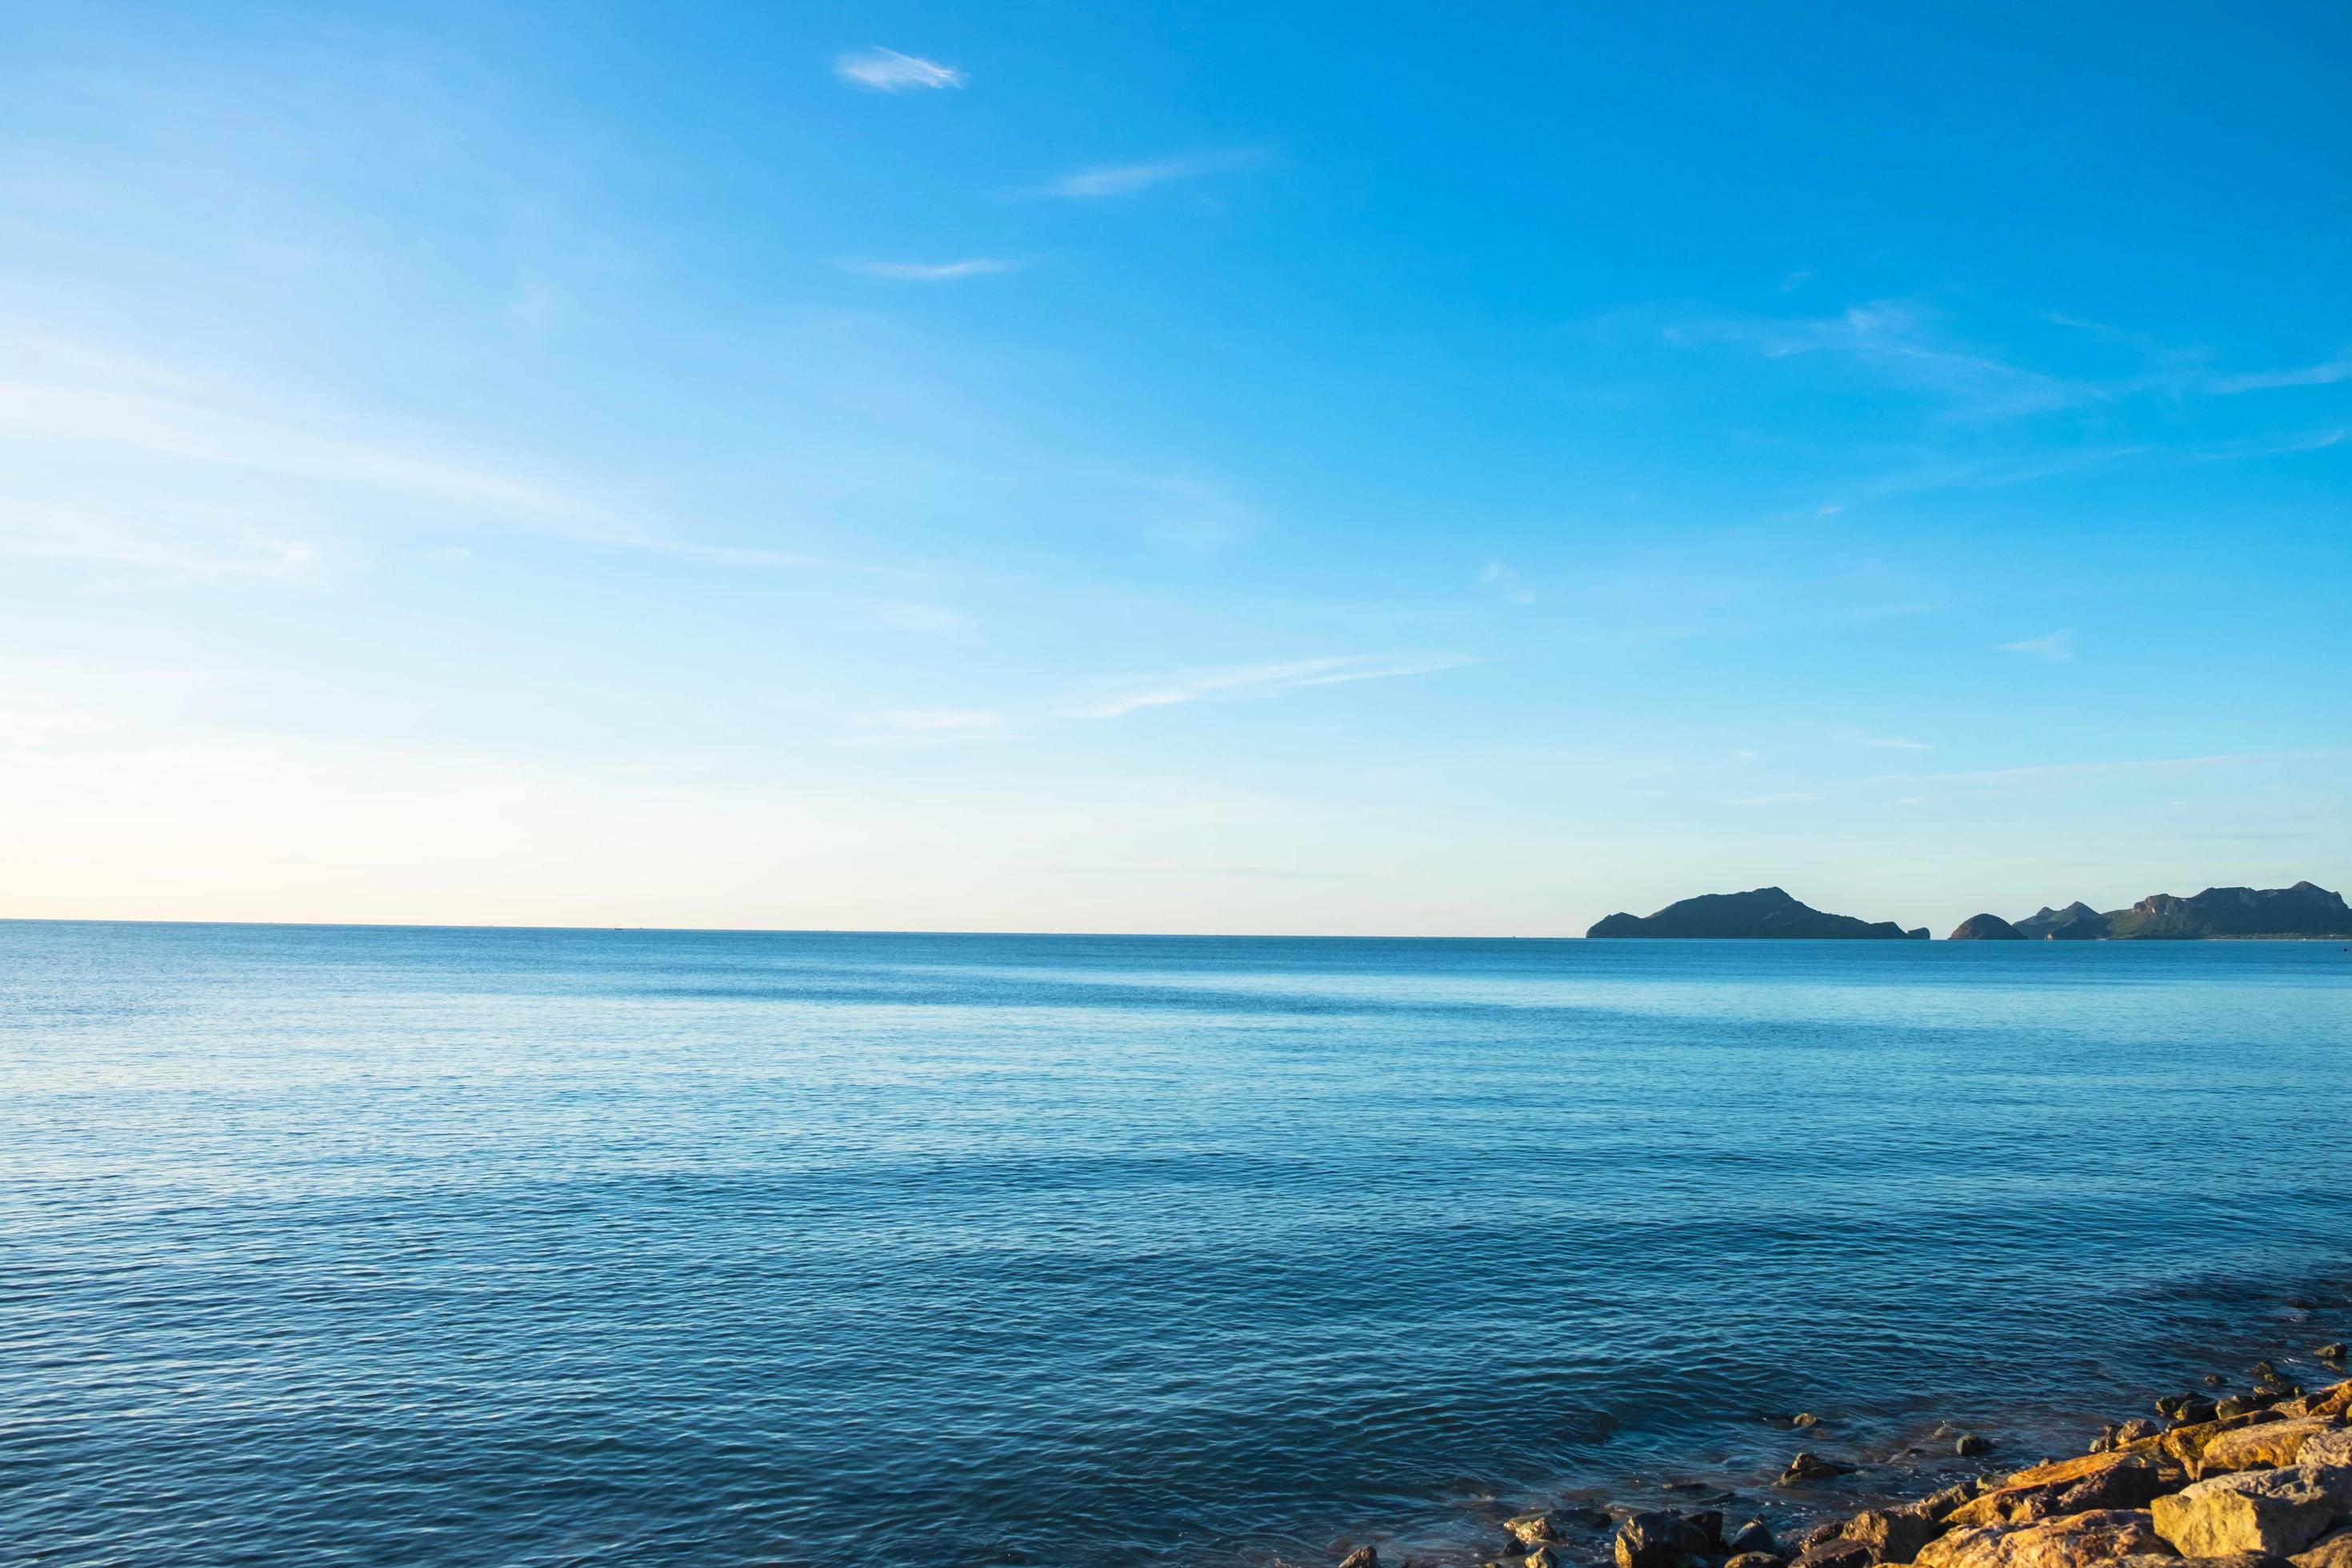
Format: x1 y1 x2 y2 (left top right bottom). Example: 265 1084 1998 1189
2 925 2348 1566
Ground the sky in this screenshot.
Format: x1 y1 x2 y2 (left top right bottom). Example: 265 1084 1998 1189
2 1 2347 936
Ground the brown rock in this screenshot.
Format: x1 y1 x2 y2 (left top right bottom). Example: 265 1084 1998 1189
1794 1541 1876 1568
1841 1507 1944 1564
2151 1464 2352 1558
1618 1512 1708 1568
2159 1410 2286 1471
1726 1554 1785 1568
1526 1548 1559 1568
1781 1451 1855 1484
2302 1429 2352 1467
2108 1556 2285 1568
1506 1512 1574 1546
1912 1509 2168 1568
1338 1548 1379 1568
1945 1456 2171 1530
2293 1526 2352 1568
2202 1418 2352 1475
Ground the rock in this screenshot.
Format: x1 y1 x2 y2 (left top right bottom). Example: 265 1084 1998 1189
2304 1383 2352 1421
1686 1510 1726 1550
1728 1520 1778 1556
1841 1506 1944 1564
1526 1548 1559 1568
2174 1399 2222 1427
2258 1363 2279 1378
2294 1527 2352 1568
1338 1548 1379 1568
1946 1455 2172 1529
1913 1509 2168 1568
2151 1464 2352 1558
2200 1417 2352 1474
1726 1554 1785 1568
1618 1512 1709 1568
2211 1374 2234 1386
2301 1429 2352 1467
2220 1397 2265 1418
1954 1433 1991 1456
1506 1512 1575 1546
2110 1556 2288 1568
1919 1483 1983 1522
1780 1451 1855 1484
2158 1410 2286 1471
2115 1418 2162 1445
1795 1412 1824 1429
2320 1346 2350 1365
1794 1541 1875 1568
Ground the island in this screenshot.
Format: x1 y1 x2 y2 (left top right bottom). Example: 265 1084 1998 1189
1948 912 2023 940
1951 881 2352 940
1588 886 1927 939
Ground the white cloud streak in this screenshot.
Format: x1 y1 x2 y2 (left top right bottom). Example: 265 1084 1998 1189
837 258 1021 282
1057 653 1475 720
2209 350 2352 394
1666 301 2095 419
1999 630 2075 662
834 48 966 92
1041 148 1261 199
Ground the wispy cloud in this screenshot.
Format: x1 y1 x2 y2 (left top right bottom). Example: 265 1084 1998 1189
2209 350 2352 394
1058 653 1474 720
834 48 966 92
1477 561 1538 605
836 258 1021 282
849 709 1009 746
1041 148 1261 199
1873 750 2324 787
1999 630 2075 662
1667 301 2095 419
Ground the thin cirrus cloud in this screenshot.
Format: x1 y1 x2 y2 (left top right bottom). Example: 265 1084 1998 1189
2207 350 2352 394
1040 148 1262 199
851 652 1477 744
1665 301 2094 420
835 258 1021 282
1058 653 1474 720
833 47 965 92
1999 630 2075 662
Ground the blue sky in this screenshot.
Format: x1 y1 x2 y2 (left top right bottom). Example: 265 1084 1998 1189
2 1 2346 934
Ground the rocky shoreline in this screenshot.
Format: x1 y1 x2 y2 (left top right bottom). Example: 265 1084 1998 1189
1333 1330 2352 1568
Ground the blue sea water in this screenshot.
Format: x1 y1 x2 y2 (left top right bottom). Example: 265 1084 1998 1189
2 923 2349 1568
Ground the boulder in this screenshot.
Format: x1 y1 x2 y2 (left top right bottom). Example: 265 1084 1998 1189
2202 1418 2352 1475
2116 1419 2162 1445
2302 1430 2352 1467
1525 1548 1558 1568
1338 1548 1378 1568
2158 1410 2286 1471
1794 1541 1875 1568
1840 1506 1945 1564
2294 1527 2352 1568
1506 1511 1575 1546
2151 1464 2352 1558
1913 1509 2168 1568
1919 1482 1985 1522
1726 1554 1785 1568
1946 1455 2171 1529
1782 1451 1856 1484
1956 1434 1993 1456
1728 1520 1778 1556
1618 1512 1710 1568
2108 1557 2286 1568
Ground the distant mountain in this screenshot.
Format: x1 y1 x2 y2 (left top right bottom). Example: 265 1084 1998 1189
1588 886 1926 939
1996 882 2352 940
2013 902 2110 940
1949 913 2023 940
2102 881 2352 939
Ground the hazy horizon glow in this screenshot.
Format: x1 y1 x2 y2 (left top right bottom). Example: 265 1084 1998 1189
2 2 2347 936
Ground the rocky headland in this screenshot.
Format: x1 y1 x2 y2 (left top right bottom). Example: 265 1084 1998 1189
1950 884 2352 942
1590 889 1928 941
1334 1316 2352 1568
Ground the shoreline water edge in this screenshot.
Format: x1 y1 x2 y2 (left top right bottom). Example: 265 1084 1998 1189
1331 1298 2352 1568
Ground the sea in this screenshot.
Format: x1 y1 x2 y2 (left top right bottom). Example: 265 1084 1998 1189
2 922 2348 1567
